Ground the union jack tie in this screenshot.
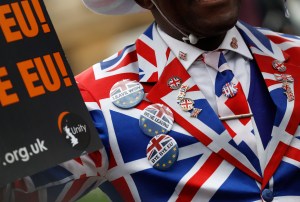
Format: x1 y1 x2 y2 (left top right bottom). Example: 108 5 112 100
202 51 260 174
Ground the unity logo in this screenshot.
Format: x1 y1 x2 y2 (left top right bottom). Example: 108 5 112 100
58 111 91 151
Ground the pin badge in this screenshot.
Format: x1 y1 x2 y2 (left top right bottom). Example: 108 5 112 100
179 51 187 61
274 74 294 83
190 108 202 118
230 37 238 49
282 82 295 102
177 84 189 101
179 98 194 111
168 77 182 90
139 104 174 137
110 79 144 109
146 134 179 171
285 89 295 102
274 74 295 102
222 82 238 98
272 60 286 72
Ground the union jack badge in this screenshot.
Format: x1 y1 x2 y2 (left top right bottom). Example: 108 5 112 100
282 82 291 91
139 104 174 137
179 98 194 111
146 134 179 171
190 108 202 118
272 60 286 72
177 84 189 100
179 51 187 61
282 82 295 102
222 82 238 98
274 74 294 83
285 90 295 102
167 76 182 90
110 79 144 109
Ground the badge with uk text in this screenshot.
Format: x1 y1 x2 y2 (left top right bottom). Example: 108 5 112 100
222 82 238 98
139 104 174 137
110 79 144 109
146 134 179 171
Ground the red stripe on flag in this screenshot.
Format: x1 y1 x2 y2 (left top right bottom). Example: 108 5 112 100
223 121 237 138
265 79 279 88
62 175 87 202
107 50 138 72
176 153 223 202
88 151 102 168
111 177 135 202
267 35 292 44
108 149 118 170
188 85 199 92
285 146 300 162
136 39 157 67
74 157 83 165
147 71 158 82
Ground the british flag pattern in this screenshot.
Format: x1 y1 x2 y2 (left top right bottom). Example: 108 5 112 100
2 21 300 201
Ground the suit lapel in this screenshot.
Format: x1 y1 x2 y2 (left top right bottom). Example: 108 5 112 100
136 24 263 182
237 21 300 188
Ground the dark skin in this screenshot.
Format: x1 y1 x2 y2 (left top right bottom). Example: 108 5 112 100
134 0 242 51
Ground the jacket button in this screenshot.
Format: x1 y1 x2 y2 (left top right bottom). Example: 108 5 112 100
261 189 274 202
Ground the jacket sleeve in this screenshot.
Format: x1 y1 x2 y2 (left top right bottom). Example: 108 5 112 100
0 82 109 202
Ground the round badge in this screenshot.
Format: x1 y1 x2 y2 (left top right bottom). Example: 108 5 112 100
139 104 174 137
272 60 286 72
167 76 182 90
146 134 179 171
222 82 238 98
110 79 144 109
179 98 194 111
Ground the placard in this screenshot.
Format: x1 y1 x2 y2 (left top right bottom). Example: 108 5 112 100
0 0 102 186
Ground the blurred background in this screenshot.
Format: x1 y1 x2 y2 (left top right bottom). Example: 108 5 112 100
43 0 300 201
44 0 300 76
44 0 153 76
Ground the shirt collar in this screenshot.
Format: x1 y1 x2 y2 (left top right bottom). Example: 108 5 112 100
157 25 253 70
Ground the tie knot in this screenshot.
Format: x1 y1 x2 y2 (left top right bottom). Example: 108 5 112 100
202 51 231 72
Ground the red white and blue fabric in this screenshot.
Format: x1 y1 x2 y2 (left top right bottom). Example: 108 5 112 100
203 51 260 176
3 21 300 201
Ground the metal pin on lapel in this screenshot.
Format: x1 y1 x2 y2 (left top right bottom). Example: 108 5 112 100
219 113 253 121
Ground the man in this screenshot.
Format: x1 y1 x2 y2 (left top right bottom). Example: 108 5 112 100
3 0 300 201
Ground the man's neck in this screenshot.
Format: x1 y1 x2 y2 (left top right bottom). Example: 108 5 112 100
155 20 227 51
194 34 227 51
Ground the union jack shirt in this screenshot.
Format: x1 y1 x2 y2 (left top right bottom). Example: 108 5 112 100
3 21 300 202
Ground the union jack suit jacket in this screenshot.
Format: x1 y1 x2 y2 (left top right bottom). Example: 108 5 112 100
2 21 300 202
